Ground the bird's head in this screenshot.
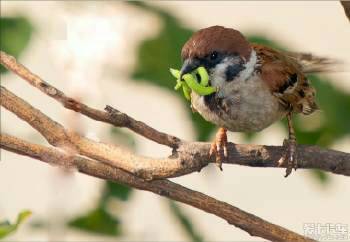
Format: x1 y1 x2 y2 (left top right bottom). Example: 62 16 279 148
180 26 254 89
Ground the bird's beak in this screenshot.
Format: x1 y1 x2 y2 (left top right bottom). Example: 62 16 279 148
180 58 200 80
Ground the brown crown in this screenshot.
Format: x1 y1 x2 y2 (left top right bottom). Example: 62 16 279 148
181 26 252 62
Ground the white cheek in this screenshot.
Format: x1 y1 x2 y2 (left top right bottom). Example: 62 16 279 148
210 50 257 88
238 50 257 81
209 57 231 87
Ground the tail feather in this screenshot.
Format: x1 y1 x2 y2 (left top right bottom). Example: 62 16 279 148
285 52 341 73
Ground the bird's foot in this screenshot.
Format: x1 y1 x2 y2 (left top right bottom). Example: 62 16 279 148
209 127 228 171
278 138 298 177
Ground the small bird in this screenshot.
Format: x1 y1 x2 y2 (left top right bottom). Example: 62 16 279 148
180 26 336 177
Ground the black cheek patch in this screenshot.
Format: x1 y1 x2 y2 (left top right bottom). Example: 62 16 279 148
225 64 244 82
204 93 216 110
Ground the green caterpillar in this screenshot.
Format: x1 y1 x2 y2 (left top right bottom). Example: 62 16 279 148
169 67 216 101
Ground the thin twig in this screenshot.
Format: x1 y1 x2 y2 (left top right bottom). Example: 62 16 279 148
0 133 316 242
0 51 182 149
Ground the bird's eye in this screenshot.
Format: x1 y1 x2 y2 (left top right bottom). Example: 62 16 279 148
210 51 218 60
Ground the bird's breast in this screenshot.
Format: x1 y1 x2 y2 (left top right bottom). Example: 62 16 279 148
191 75 287 132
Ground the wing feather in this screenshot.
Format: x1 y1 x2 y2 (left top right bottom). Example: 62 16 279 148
252 44 318 115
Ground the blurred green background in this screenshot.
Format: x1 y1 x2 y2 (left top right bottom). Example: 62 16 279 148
1 2 349 241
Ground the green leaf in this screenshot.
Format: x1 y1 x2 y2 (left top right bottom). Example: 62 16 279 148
168 201 204 242
68 207 121 236
309 75 350 137
103 181 132 202
310 170 330 185
104 129 134 204
110 127 136 149
70 182 130 236
68 130 133 236
0 17 33 73
0 210 32 239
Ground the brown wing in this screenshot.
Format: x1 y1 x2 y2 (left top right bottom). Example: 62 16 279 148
252 44 318 115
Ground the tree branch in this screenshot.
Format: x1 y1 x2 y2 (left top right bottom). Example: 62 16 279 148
2 85 350 180
1 51 349 179
0 133 315 242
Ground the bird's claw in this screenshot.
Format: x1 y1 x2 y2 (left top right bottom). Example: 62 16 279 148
209 128 228 171
278 138 298 177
